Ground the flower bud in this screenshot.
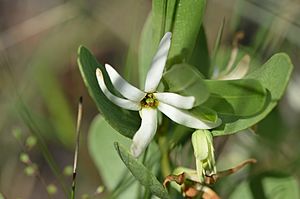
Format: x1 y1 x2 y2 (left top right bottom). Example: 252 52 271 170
191 130 216 183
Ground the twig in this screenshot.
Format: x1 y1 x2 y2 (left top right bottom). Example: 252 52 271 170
71 97 83 199
205 158 257 184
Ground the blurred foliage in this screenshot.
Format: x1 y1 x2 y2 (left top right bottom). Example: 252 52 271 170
0 0 300 198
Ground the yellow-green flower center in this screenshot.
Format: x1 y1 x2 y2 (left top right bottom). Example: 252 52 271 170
141 93 158 108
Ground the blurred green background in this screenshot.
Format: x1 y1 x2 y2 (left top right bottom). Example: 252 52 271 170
0 0 299 198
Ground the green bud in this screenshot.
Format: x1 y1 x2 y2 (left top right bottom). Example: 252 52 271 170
12 128 22 140
63 165 73 176
26 136 37 149
191 130 216 183
24 165 36 176
47 184 57 195
0 192 4 199
95 186 104 194
19 153 30 164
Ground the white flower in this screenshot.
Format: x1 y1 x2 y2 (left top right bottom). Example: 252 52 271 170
96 32 221 158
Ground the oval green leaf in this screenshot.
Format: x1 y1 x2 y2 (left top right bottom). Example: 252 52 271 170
114 142 169 199
88 115 131 189
189 25 211 77
163 63 209 106
77 46 140 138
167 0 207 67
88 115 139 198
139 0 207 85
246 53 293 101
212 53 293 136
189 106 218 123
203 79 267 117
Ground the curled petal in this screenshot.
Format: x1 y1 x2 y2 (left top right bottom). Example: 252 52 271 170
130 108 158 158
224 47 238 73
219 54 250 80
144 32 172 92
158 102 221 129
105 64 146 101
96 68 141 111
154 92 195 109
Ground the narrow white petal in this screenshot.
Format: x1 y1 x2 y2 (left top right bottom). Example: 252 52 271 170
131 108 158 158
154 92 195 109
105 64 146 101
144 32 172 92
96 68 141 111
158 102 221 129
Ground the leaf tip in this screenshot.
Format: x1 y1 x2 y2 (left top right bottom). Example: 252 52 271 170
77 45 90 56
272 53 294 70
77 45 84 55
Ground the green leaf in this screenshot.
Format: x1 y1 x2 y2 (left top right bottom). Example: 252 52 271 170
212 53 293 136
77 46 140 138
167 0 207 67
139 14 158 88
203 79 267 116
152 0 167 40
138 0 171 87
189 25 211 77
212 94 271 136
246 53 293 101
230 172 300 199
163 63 209 106
139 0 207 85
165 0 177 32
88 115 138 198
114 142 169 199
88 115 131 189
210 18 225 74
190 106 218 123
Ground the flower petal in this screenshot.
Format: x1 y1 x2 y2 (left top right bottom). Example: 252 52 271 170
154 92 195 109
195 159 204 183
96 68 141 111
219 54 250 80
158 102 221 129
144 32 172 92
105 64 146 101
224 47 238 73
130 108 157 158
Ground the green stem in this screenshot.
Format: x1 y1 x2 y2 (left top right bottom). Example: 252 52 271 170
71 97 83 199
158 136 171 177
142 188 151 199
